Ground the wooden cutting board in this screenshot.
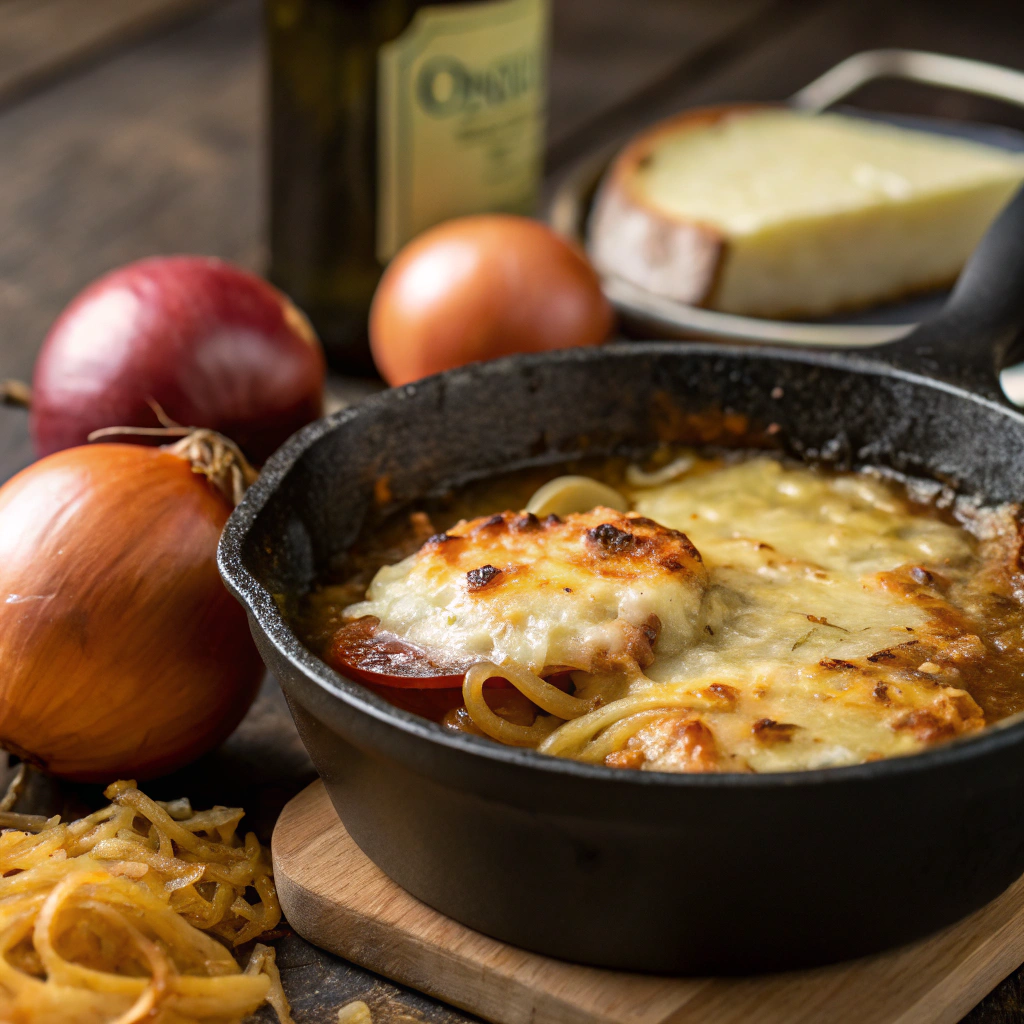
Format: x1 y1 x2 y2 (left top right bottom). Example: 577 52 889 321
273 781 1024 1024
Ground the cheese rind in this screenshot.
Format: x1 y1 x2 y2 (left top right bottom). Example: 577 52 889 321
589 106 1024 318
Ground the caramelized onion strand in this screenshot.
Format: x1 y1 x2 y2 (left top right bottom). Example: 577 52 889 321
462 664 562 746
0 780 292 1023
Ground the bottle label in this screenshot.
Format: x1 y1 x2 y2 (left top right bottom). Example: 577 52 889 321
377 0 548 262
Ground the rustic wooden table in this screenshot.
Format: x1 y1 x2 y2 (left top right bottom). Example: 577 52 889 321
3 1 1024 1020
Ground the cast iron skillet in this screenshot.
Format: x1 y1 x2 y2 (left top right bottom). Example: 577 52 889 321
220 187 1024 974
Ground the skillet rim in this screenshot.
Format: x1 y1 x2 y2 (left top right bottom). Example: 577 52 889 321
218 340 1024 790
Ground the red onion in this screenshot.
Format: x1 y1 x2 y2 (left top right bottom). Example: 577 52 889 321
30 256 326 463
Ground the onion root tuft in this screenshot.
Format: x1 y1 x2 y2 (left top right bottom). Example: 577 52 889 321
1 379 31 409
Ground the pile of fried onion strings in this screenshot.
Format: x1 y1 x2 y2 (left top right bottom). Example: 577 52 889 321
0 770 295 1024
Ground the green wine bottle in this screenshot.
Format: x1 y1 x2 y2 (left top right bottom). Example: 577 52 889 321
266 0 550 372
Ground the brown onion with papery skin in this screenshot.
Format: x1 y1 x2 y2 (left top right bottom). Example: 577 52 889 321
370 215 613 386
30 256 326 463
0 441 264 781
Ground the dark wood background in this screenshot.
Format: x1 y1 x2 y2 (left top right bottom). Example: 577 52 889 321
3 1 1024 1020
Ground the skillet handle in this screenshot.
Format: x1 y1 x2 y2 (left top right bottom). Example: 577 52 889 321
878 184 1024 402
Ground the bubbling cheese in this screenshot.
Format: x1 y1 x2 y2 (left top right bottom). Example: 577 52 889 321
333 456 1024 774
609 458 990 771
346 508 707 676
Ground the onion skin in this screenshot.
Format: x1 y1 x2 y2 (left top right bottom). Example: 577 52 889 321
370 216 613 386
31 256 326 464
0 444 264 781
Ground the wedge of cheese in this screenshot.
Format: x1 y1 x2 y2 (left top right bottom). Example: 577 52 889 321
588 105 1024 319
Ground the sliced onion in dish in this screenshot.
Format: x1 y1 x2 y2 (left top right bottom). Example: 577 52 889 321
625 454 695 488
525 475 629 517
462 664 563 746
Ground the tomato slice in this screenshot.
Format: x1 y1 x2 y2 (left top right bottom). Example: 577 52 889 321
363 674 573 723
361 682 468 721
325 617 479 689
325 619 576 705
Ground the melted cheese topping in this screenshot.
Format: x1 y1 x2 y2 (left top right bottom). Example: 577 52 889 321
338 457 1022 774
346 508 707 675
622 458 984 771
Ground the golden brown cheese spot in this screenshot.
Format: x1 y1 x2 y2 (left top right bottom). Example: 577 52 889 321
614 613 663 671
345 506 708 675
707 681 738 703
424 531 455 547
752 718 799 744
891 691 984 742
682 681 739 709
818 658 857 672
616 714 722 773
604 748 647 770
466 564 503 591
587 522 636 555
422 507 704 579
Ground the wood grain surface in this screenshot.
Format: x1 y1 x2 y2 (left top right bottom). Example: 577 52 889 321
547 0 776 150
0 0 226 110
274 781 1024 1024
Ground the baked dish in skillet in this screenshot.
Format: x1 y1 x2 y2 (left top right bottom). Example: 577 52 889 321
297 451 1024 773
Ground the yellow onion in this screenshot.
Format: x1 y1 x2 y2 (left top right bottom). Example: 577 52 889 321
370 215 613 386
0 434 264 781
